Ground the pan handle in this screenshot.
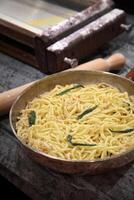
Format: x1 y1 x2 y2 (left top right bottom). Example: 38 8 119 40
126 68 134 81
0 53 125 116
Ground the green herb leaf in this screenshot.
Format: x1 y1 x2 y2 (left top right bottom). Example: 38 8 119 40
110 128 134 133
28 111 36 127
67 135 96 147
57 84 84 96
77 105 98 120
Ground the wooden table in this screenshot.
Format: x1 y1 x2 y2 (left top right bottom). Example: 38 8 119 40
0 14 134 200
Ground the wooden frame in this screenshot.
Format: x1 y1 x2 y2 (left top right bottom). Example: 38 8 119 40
0 0 125 74
46 9 126 73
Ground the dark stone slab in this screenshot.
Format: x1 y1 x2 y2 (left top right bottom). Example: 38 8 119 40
0 14 134 200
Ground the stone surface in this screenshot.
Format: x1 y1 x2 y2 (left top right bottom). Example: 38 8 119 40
0 14 134 200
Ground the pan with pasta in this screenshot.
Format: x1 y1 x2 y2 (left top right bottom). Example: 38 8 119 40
10 70 134 174
16 82 134 161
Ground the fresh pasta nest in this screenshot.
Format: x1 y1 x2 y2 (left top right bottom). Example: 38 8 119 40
16 83 134 161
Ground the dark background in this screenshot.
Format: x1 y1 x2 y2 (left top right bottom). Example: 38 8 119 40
0 175 30 199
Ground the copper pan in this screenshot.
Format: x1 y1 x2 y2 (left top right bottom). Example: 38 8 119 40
10 70 134 174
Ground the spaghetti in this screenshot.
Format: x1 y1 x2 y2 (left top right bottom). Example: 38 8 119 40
16 83 134 160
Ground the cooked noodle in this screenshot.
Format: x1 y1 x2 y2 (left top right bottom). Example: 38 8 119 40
16 83 134 160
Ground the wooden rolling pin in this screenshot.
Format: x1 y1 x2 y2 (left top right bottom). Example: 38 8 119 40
0 53 125 116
